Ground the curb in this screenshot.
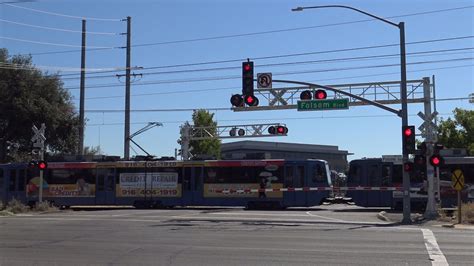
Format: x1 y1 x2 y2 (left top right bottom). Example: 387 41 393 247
440 223 474 230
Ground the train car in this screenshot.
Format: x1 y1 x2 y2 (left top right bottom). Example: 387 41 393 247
346 156 474 209
0 159 332 209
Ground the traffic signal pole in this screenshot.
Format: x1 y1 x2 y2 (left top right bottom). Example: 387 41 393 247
124 16 131 160
78 19 86 156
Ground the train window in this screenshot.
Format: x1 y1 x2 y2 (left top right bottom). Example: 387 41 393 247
392 165 403 184
348 164 361 184
18 170 25 191
312 164 325 183
368 164 380 186
381 165 391 186
9 170 16 191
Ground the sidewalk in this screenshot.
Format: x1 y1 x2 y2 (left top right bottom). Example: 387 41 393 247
377 210 474 229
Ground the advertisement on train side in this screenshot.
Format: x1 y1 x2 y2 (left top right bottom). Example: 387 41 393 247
27 177 96 197
116 172 182 197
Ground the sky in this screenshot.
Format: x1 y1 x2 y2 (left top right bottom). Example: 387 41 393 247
1 0 473 161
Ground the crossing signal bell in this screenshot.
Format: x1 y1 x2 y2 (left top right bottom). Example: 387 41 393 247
402 125 416 154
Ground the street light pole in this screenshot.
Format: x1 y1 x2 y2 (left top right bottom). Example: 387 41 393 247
293 5 411 224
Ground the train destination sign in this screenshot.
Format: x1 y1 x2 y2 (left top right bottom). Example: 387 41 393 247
297 98 349 111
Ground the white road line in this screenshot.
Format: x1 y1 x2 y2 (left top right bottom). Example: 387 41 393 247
305 211 346 222
421 228 449 266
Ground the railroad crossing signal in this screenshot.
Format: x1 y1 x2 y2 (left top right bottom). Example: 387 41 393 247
257 73 272 88
31 123 46 149
418 111 438 140
402 125 416 154
451 169 464 191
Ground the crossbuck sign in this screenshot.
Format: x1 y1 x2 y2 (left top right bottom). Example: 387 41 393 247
31 123 46 149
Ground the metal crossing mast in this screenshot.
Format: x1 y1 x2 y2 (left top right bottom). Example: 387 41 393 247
179 123 288 160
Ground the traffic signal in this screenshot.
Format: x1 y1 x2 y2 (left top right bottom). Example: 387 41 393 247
28 160 47 170
413 155 427 180
314 89 327 100
38 160 47 170
242 61 254 96
402 125 416 154
268 125 288 135
244 94 259 106
429 154 444 168
300 90 312 100
230 94 243 107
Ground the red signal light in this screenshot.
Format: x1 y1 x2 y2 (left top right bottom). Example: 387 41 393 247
38 160 47 170
243 63 251 72
430 155 442 167
244 95 259 106
404 127 413 137
314 89 327 100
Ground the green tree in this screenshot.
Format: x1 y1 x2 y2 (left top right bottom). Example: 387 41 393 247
0 48 80 162
180 109 221 159
437 108 474 155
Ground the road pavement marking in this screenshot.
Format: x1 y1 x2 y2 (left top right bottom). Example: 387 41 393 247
305 211 346 222
421 229 449 265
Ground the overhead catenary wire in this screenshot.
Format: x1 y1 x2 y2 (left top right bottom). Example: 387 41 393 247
22 5 474 56
0 36 119 49
0 18 122 35
63 57 474 90
4 3 124 21
86 112 456 126
56 35 474 78
80 64 474 100
55 47 474 80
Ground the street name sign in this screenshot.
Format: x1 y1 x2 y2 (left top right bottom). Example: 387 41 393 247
297 98 349 111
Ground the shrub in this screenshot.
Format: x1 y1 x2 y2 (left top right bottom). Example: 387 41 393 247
33 201 58 212
461 202 474 224
5 198 29 214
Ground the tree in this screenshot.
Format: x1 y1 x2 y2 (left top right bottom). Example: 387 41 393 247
437 108 474 155
178 109 221 159
0 48 81 162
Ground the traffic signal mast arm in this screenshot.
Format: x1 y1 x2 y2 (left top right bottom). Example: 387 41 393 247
271 79 401 116
189 123 288 140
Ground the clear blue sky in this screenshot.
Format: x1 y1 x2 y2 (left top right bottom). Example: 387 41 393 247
1 0 473 161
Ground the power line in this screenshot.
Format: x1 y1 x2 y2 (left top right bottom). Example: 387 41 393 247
0 18 122 35
0 36 119 48
87 112 456 126
64 57 474 90
58 47 474 80
23 5 474 56
57 35 474 78
0 62 131 72
4 3 124 21
81 64 474 101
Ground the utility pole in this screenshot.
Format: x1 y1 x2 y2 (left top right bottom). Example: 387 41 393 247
124 16 131 160
79 19 86 156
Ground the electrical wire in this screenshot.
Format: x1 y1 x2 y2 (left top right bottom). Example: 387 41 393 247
0 18 122 35
23 6 474 56
0 36 119 48
4 3 124 21
56 35 474 78
56 47 474 80
63 57 474 90
81 64 474 100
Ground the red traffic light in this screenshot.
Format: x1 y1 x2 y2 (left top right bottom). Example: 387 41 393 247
269 125 288 135
403 127 413 137
314 90 327 100
38 160 47 170
230 94 243 107
300 90 312 100
244 95 259 106
429 155 443 167
243 63 252 72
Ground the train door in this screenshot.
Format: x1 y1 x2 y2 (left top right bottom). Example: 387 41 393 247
294 164 306 206
347 161 368 206
283 165 295 206
96 168 115 205
380 163 393 206
192 166 203 205
305 162 327 206
181 167 193 205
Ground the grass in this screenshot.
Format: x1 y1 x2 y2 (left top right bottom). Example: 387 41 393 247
4 198 30 214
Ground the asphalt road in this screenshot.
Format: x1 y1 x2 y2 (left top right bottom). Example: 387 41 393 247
0 206 472 265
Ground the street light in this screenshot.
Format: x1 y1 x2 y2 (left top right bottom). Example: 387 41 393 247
292 5 410 224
